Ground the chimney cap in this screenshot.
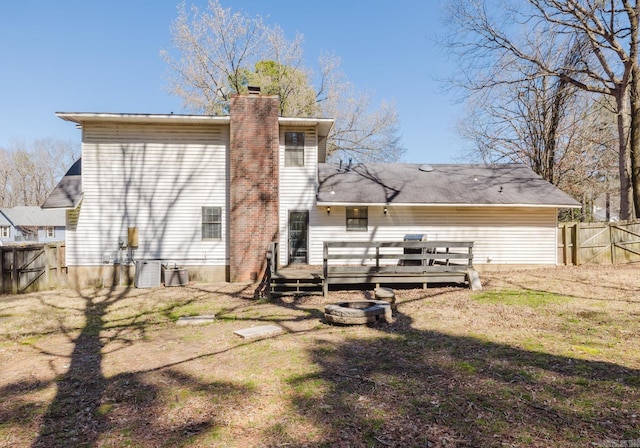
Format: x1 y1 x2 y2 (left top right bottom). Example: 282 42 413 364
247 86 261 94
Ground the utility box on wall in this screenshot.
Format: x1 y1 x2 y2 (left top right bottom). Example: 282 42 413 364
128 227 139 248
135 260 161 288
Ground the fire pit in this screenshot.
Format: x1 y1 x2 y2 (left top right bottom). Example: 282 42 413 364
324 300 392 325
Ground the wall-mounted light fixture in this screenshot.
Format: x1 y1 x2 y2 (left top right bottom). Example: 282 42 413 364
326 206 331 214
383 206 388 215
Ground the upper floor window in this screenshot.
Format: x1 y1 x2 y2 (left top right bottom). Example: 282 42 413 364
0 226 9 238
202 206 222 240
46 227 55 238
284 132 305 167
346 207 368 231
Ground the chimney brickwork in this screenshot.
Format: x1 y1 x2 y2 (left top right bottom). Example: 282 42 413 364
229 94 280 282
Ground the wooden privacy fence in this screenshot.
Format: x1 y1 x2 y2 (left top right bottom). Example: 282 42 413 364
558 221 640 265
0 243 66 294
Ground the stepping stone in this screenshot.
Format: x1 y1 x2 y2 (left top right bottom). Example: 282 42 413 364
176 315 216 325
234 325 282 339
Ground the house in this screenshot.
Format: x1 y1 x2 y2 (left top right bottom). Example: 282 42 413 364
43 92 580 288
0 206 66 244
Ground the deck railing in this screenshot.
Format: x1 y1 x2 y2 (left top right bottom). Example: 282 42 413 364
322 240 474 295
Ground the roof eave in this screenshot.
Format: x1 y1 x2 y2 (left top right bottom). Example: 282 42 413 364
56 112 231 126
278 117 334 137
316 201 581 208
41 192 84 210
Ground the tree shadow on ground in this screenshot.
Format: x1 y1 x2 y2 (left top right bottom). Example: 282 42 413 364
287 297 640 447
0 284 258 448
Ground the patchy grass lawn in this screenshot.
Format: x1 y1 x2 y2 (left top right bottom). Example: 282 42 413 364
1 264 639 447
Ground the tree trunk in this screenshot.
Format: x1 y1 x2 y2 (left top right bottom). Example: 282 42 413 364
615 89 633 220
631 61 640 218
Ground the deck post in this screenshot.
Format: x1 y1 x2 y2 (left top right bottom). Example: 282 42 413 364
323 242 328 296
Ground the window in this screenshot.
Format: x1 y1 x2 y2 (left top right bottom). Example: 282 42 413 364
46 227 55 238
346 207 368 231
202 207 222 240
284 132 305 166
0 226 9 238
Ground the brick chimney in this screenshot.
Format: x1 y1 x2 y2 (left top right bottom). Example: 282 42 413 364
229 93 280 282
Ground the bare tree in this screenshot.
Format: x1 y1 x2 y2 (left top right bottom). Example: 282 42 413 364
161 0 405 162
161 0 267 114
324 84 404 163
0 148 12 206
0 138 79 207
446 0 640 219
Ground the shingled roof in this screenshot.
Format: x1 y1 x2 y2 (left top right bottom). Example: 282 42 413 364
316 163 580 208
41 158 82 209
0 206 66 227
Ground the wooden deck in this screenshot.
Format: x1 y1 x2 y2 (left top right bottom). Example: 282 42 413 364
267 240 477 297
323 240 474 296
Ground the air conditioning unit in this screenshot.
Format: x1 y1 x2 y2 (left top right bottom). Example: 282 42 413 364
135 260 161 288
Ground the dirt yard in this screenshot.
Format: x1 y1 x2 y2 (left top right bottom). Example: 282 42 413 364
1 264 639 447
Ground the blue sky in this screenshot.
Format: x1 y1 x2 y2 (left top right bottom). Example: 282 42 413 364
0 0 464 163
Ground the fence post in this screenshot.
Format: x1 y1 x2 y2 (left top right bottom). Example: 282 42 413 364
0 248 4 293
574 223 581 266
44 244 51 289
559 224 566 265
609 224 615 264
562 224 570 265
11 247 18 294
56 243 62 287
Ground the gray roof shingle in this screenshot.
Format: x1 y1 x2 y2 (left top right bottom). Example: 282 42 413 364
41 159 82 209
0 206 66 227
317 163 581 207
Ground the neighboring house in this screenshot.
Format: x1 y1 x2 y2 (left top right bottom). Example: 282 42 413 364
43 92 580 287
0 206 66 244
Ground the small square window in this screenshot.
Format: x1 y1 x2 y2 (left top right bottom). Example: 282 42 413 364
284 132 305 166
346 207 368 231
202 207 222 240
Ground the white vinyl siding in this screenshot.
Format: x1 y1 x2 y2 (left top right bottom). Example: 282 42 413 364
279 127 317 264
309 205 559 266
67 122 229 267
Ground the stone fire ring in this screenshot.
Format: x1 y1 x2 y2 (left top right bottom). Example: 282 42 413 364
324 300 392 325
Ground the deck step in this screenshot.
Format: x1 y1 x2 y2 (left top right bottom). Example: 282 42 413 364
270 290 324 297
269 274 324 296
271 281 323 287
